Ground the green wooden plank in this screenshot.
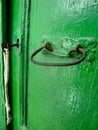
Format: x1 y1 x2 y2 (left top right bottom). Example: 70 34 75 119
8 0 27 129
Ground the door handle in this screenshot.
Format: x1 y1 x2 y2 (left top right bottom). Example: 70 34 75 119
31 43 86 66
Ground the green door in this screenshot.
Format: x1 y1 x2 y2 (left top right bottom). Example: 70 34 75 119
9 0 98 130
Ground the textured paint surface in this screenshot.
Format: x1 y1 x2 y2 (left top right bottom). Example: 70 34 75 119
27 0 98 130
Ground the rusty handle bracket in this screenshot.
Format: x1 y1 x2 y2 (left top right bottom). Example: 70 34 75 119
31 43 86 66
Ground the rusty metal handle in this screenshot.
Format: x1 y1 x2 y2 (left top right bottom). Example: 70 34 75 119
30 43 86 66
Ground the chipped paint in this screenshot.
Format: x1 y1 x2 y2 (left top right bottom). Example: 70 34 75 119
3 49 12 125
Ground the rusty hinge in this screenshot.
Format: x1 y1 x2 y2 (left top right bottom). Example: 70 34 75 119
2 39 19 51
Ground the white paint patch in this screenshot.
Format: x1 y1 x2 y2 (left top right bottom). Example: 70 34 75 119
3 49 12 125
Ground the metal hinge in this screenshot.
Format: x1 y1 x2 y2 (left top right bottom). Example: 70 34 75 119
2 39 19 51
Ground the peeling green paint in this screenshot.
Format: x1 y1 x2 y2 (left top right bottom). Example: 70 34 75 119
42 36 97 62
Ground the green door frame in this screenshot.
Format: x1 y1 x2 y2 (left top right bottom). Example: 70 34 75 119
8 0 31 130
0 0 31 129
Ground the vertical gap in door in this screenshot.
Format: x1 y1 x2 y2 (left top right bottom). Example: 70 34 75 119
5 0 13 130
25 0 31 127
1 0 7 129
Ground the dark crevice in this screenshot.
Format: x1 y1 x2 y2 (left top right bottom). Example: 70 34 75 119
6 0 13 130
6 0 10 41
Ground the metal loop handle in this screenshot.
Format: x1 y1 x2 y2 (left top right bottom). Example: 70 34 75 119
31 43 86 66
